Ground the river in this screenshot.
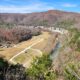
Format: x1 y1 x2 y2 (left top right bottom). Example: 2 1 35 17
50 41 61 61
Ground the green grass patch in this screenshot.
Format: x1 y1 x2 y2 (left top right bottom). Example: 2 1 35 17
13 49 39 64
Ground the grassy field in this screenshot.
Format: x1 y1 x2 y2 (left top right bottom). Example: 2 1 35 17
13 48 42 67
32 33 56 53
0 31 57 68
0 32 54 60
14 49 35 63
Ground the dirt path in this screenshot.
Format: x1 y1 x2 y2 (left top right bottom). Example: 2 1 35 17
23 48 42 67
9 39 44 64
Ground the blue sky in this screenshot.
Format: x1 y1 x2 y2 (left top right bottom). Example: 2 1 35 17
0 0 80 13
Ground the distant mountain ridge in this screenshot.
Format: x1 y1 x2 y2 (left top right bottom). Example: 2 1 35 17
0 10 80 28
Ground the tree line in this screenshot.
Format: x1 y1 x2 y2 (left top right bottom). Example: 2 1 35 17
0 27 41 46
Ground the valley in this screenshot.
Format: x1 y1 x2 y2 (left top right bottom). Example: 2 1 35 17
0 10 80 80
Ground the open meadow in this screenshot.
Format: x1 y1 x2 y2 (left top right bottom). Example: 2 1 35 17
0 31 56 67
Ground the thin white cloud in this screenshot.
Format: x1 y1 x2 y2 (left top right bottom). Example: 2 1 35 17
62 3 78 7
0 3 54 13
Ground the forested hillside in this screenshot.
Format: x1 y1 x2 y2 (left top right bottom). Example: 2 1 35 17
0 10 80 29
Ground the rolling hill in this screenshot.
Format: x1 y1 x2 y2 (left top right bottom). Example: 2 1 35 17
0 10 80 29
